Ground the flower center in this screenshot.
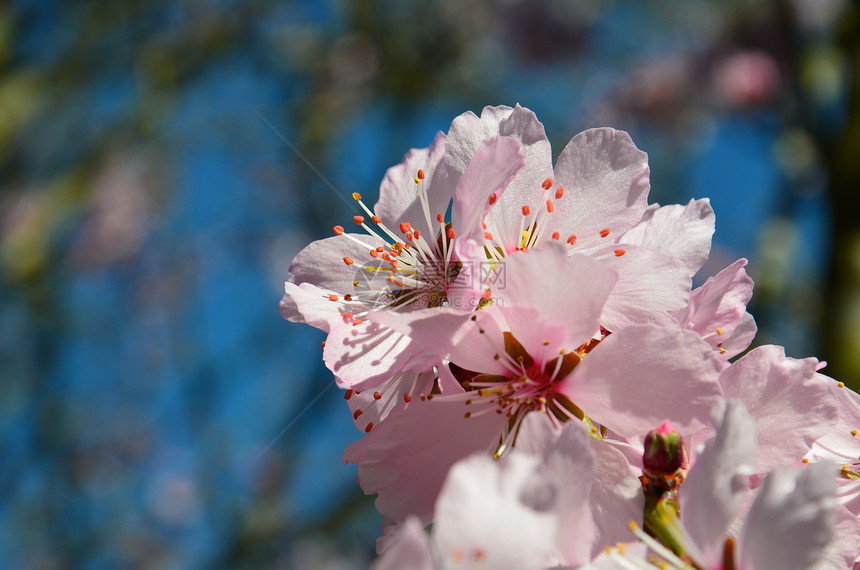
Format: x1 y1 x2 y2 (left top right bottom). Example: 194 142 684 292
447 318 610 456
330 170 463 321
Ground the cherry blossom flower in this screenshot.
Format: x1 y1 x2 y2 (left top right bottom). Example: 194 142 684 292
442 105 716 332
346 244 724 523
279 133 526 395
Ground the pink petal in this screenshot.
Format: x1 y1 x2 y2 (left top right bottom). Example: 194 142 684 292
375 131 453 238
587 436 646 558
344 398 506 522
544 422 597 565
491 245 618 349
280 281 348 332
681 258 755 358
371 307 511 376
445 105 554 247
620 198 715 279
323 319 433 390
451 135 526 244
719 345 838 473
599 244 694 331
345 370 437 433
681 401 757 567
288 233 388 292
372 517 435 570
549 128 650 246
559 325 724 437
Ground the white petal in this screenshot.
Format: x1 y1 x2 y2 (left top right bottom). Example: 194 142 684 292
681 400 757 567
739 462 838 570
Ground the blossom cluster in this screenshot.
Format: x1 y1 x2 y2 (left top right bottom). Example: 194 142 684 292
280 105 860 569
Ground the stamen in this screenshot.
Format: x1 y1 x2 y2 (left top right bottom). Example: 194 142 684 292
542 178 553 189
600 228 611 238
555 186 564 199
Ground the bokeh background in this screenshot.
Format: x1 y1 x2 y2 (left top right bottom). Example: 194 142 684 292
2 0 858 567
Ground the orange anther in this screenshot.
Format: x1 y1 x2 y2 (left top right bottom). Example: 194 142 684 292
413 229 420 240
399 222 411 234
417 169 425 180
352 320 363 326
370 249 378 257
600 228 610 238
614 248 626 257
365 422 374 433
344 389 353 400
353 409 363 419
376 246 384 252
382 252 391 261
329 294 339 301
406 232 414 241
343 256 355 265
344 294 352 301
343 313 354 319
546 199 554 213
551 231 560 240
333 225 345 235
321 341 326 349
542 178 553 189
522 205 531 216
555 187 564 199
371 215 381 224
567 234 577 245
373 391 382 400
489 193 498 205
352 192 362 200
447 228 456 240
484 232 493 240
353 215 365 225
437 213 445 222
404 392 412 403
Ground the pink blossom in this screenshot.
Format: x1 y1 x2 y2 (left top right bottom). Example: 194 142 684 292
279 133 526 393
442 105 714 332
347 244 724 523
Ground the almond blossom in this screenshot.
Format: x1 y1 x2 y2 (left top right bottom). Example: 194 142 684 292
279 133 525 396
346 244 724 523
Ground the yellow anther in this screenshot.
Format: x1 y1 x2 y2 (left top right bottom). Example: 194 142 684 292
352 192 361 200
716 328 723 335
852 430 858 437
520 230 530 249
838 382 845 388
720 348 727 355
802 458 810 463
414 176 420 184
628 520 639 531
